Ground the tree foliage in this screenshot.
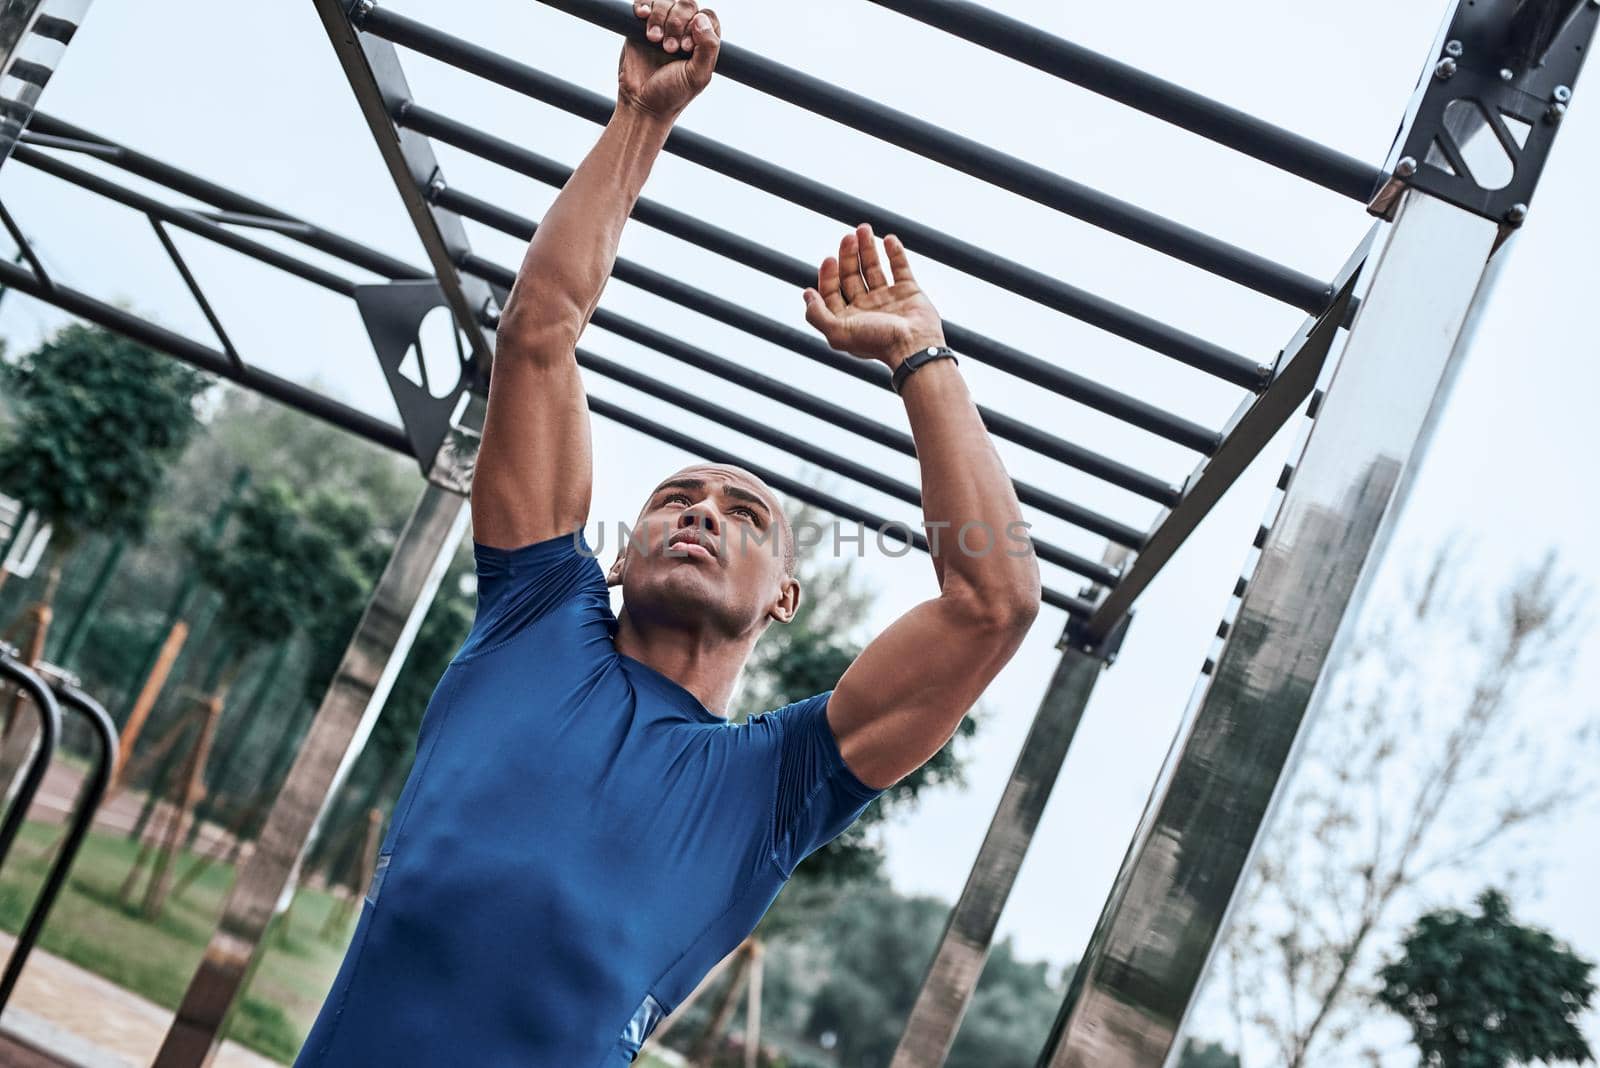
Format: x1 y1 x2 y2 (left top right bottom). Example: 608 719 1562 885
1194 540 1597 1066
191 479 383 652
690 874 1066 1068
1175 1040 1242 1068
0 323 208 547
1376 889 1595 1068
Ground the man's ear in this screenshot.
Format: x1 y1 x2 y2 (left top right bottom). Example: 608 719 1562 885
768 575 802 625
606 550 626 587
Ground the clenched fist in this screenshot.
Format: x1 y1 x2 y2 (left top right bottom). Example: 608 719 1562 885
620 1 721 120
803 224 947 368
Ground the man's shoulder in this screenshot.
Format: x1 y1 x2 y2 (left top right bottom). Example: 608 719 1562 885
740 691 832 740
456 531 614 663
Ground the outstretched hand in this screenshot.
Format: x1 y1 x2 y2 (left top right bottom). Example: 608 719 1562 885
803 224 946 368
620 1 721 120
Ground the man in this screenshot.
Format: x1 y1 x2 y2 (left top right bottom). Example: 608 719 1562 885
298 3 1039 1065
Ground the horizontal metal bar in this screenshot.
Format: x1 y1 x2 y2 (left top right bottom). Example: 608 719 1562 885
0 222 1094 614
17 129 122 160
583 306 1146 548
1077 224 1376 643
457 247 1175 520
511 0 1335 312
444 191 1176 519
584 392 1095 618
11 131 1150 556
0 257 413 455
26 112 430 282
362 9 1270 385
407 105 1254 432
577 345 1120 586
197 210 316 237
864 0 1386 203
12 147 360 297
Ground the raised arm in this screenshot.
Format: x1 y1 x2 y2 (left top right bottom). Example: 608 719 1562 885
471 2 722 548
802 225 1042 790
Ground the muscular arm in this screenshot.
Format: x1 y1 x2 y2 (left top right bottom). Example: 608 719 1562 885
471 2 720 548
804 227 1042 790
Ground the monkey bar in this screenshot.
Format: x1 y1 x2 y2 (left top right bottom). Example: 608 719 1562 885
0 0 1590 1065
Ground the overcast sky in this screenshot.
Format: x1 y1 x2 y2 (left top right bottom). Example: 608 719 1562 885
3 0 1596 1052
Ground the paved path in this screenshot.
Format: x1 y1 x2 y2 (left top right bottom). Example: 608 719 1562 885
0 931 282 1068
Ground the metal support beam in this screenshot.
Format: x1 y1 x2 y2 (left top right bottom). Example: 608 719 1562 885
154 481 469 1068
890 621 1117 1068
309 0 497 382
1072 224 1378 647
0 0 89 167
0 257 411 453
1037 189 1503 1067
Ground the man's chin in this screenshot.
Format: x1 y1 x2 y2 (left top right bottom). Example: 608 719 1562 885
625 566 728 622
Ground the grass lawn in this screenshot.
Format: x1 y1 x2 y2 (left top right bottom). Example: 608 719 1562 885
0 820 358 1063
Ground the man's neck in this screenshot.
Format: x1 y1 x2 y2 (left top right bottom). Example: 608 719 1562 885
612 613 753 718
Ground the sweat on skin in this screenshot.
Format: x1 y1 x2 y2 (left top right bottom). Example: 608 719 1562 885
296 3 1040 1065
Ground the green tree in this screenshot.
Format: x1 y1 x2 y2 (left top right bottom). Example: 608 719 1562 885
1204 542 1596 1066
131 479 383 918
0 323 207 614
1376 889 1595 1068
674 873 1067 1068
1175 1040 1241 1068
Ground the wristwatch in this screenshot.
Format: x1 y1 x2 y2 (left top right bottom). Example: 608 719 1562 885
891 345 959 395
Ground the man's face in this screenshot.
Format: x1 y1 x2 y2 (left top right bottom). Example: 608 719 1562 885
608 464 798 638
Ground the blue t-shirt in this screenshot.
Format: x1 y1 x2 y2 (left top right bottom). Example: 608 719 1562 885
297 529 884 1067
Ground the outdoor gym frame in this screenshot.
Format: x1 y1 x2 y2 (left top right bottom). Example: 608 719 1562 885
0 0 1592 1065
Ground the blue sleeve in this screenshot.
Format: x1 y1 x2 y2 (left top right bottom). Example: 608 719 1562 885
768 691 885 877
455 527 609 661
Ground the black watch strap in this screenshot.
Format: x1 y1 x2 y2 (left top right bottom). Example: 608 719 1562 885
891 345 958 395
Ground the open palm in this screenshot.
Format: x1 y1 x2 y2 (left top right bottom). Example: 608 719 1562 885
803 224 945 366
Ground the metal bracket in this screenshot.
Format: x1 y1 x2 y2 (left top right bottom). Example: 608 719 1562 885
1370 0 1597 228
353 280 474 482
1060 608 1133 665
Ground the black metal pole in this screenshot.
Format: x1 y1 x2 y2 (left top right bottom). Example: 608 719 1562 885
440 185 1219 461
0 259 412 454
0 680 117 1011
27 112 429 282
863 0 1386 203
450 0 1334 312
8 144 1130 566
17 112 1223 464
11 147 360 296
584 393 1096 619
403 104 1266 392
582 307 1146 548
577 344 1122 585
362 9 1276 381
460 253 1177 519
0 656 62 870
0 178 1102 611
